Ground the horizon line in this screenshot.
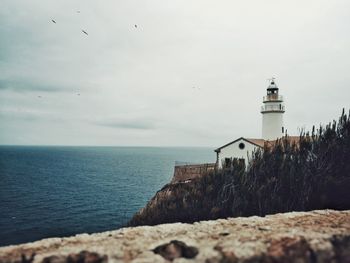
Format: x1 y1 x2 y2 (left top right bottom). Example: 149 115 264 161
0 144 216 148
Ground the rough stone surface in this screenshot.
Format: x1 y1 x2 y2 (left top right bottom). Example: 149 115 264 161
0 210 349 263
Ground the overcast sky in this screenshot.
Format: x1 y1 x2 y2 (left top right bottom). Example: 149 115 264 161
0 0 349 147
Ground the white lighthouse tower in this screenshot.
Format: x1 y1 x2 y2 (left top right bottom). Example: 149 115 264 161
261 78 285 140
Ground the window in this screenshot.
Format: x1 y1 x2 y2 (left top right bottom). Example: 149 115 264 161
239 142 245 150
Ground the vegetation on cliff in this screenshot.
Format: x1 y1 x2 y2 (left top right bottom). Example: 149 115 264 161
128 110 350 226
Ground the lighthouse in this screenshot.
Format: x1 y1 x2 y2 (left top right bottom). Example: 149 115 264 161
214 78 290 169
261 79 285 140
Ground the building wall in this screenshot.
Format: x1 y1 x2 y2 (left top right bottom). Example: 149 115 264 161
171 163 215 183
262 112 284 140
217 139 260 169
261 101 284 140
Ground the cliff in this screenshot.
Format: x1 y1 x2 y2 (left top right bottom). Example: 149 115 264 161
0 210 349 263
128 178 220 226
129 111 350 227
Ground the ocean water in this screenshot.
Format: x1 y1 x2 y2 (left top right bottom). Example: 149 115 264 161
0 146 214 247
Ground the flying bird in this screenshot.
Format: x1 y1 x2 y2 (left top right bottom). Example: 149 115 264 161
37 95 42 98
134 24 137 28
82 30 88 35
77 10 81 13
51 19 56 24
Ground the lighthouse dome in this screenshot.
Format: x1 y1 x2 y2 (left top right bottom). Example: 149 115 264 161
267 81 278 91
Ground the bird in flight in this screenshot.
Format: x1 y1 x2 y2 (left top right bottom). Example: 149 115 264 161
77 10 81 13
134 24 138 28
52 19 56 24
37 95 42 98
82 30 88 35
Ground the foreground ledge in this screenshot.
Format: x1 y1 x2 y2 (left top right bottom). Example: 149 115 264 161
0 210 349 263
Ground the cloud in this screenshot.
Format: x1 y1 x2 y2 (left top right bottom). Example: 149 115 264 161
0 78 69 92
0 107 64 122
0 79 60 92
1 0 350 146
0 110 40 121
95 119 156 130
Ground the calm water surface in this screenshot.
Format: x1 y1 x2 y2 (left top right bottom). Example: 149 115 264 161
0 146 214 246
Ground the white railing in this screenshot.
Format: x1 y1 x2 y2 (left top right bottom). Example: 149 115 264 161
175 161 207 166
174 161 215 167
263 95 283 102
261 105 285 112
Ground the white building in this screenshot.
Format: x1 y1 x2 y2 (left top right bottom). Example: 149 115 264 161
215 137 264 169
215 79 286 169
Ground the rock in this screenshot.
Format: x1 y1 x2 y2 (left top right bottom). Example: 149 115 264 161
153 240 198 261
0 210 349 262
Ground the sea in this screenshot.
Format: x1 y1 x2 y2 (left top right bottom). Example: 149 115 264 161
0 146 214 247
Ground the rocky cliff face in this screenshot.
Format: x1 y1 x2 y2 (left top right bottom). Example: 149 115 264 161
127 176 222 226
0 210 349 263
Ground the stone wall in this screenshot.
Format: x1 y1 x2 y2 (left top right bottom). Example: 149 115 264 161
0 210 349 263
171 163 215 183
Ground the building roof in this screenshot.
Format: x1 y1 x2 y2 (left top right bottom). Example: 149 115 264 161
245 138 265 147
214 136 301 152
265 136 300 148
214 137 264 152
